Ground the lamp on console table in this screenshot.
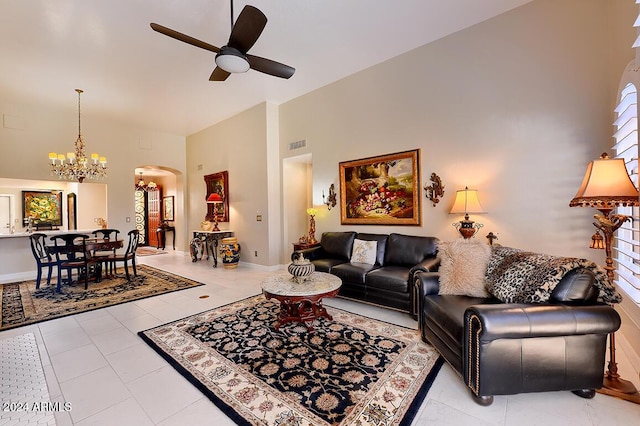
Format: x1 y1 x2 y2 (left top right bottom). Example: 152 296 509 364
570 152 640 404
206 193 224 232
450 187 486 238
306 208 318 245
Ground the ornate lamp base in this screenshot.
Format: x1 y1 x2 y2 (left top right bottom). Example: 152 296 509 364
453 214 484 239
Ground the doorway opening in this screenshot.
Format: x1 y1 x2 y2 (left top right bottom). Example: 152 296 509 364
282 154 313 260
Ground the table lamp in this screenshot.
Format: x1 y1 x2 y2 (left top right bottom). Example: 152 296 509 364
569 152 639 404
450 187 486 238
206 193 224 231
307 208 318 244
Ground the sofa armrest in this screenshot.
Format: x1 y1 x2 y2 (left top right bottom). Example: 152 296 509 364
412 271 441 320
465 303 621 341
464 303 620 397
410 257 440 275
291 246 324 262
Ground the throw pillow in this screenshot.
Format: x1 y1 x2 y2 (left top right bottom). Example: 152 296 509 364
351 239 377 265
437 238 492 297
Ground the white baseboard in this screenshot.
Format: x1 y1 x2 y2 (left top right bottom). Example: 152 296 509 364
1 270 36 284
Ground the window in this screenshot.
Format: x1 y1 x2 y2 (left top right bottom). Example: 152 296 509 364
612 82 640 305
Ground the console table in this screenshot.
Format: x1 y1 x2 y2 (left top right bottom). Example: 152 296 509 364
156 223 175 250
192 230 234 268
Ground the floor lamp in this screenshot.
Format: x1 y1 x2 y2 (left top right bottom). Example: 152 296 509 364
570 153 640 404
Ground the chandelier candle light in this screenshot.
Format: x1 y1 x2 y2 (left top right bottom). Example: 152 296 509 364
135 172 158 192
569 152 640 404
48 89 107 183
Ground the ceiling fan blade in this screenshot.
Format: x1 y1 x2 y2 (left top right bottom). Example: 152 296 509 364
150 23 220 54
209 66 231 81
227 5 267 54
247 55 295 79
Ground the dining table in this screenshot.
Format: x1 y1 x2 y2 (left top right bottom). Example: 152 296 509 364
46 237 124 283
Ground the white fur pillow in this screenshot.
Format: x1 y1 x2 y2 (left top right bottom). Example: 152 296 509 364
437 239 492 297
351 239 377 265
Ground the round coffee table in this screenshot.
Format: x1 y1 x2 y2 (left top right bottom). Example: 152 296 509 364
262 271 342 332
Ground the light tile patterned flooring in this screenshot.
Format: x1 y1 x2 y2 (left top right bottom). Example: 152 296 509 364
1 251 639 425
0 333 56 426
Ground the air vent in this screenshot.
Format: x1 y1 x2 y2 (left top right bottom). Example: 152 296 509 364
288 139 306 150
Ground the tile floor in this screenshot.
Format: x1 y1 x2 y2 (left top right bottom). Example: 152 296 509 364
1 251 639 425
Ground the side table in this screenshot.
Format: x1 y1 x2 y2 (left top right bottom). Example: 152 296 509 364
156 224 175 250
262 271 342 332
192 230 234 267
292 242 320 251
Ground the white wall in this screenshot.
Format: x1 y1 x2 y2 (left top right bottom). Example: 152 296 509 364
0 93 188 249
278 0 632 267
186 102 278 268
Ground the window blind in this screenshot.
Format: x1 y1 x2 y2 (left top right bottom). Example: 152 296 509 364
613 82 640 305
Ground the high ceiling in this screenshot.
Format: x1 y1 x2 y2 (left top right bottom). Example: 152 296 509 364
0 0 532 136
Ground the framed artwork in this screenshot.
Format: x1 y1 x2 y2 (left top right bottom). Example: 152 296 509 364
340 149 421 225
22 190 63 227
163 196 175 221
204 171 229 222
67 193 77 230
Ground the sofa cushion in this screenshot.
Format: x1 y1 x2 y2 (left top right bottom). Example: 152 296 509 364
312 258 348 273
333 262 378 285
366 266 411 293
320 232 356 260
437 238 491 297
355 233 388 265
384 233 437 267
351 239 378 265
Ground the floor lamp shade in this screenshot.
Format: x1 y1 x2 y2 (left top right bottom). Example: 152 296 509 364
569 154 639 208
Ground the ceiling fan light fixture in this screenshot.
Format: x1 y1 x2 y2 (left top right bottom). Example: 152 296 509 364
215 47 250 73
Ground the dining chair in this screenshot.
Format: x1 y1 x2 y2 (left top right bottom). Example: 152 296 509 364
50 234 102 291
92 228 120 275
28 233 58 289
106 229 139 281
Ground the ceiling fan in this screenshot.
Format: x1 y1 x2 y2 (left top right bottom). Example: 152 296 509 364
150 1 295 81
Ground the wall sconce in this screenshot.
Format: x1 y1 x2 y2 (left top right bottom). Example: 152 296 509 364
306 208 318 244
450 186 486 238
424 172 445 207
206 192 224 231
323 184 337 211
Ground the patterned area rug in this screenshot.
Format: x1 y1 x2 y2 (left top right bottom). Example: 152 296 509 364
139 295 443 426
1 265 203 331
136 247 169 256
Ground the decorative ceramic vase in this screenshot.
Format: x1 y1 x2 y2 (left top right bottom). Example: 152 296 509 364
220 237 241 269
288 253 315 283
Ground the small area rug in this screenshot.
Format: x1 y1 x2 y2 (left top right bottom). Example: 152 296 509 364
139 295 443 426
136 246 169 256
1 265 203 331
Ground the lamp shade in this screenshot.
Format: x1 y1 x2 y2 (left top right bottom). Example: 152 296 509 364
569 153 639 209
306 208 318 216
450 187 486 214
207 193 223 203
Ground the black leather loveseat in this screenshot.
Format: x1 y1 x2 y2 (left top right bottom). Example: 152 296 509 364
415 244 622 405
293 231 439 314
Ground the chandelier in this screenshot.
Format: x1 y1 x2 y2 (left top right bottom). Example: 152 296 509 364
135 172 158 192
47 89 107 183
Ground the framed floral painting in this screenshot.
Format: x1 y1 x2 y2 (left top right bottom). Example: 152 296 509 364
339 149 421 225
22 190 63 227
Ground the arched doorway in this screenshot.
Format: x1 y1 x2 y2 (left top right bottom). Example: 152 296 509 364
133 167 179 247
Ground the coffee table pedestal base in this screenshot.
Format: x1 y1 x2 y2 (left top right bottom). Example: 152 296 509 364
265 289 339 332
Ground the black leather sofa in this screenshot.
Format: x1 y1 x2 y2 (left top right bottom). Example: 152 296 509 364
415 267 621 405
293 231 439 313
